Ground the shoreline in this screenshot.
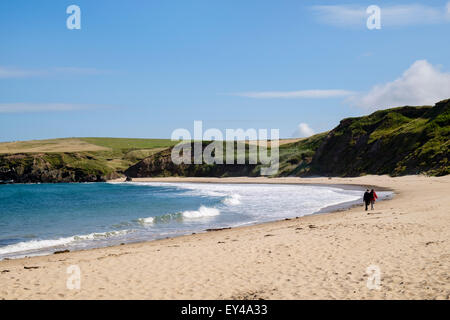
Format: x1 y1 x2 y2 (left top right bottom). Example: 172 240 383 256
109 176 395 191
0 179 383 261
1 175 449 299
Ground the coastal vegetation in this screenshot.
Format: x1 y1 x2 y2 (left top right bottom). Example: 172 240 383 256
309 99 449 176
0 99 448 183
0 138 177 183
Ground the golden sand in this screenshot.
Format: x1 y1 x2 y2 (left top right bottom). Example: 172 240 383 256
1 175 449 299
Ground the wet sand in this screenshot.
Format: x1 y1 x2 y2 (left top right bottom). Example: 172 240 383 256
1 175 449 299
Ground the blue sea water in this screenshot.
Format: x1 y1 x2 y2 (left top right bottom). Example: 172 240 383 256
0 182 391 260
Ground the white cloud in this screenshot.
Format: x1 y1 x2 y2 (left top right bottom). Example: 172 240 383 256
0 66 105 79
0 103 102 113
312 5 366 27
234 89 354 99
312 2 450 27
0 67 42 78
349 60 450 110
293 123 315 138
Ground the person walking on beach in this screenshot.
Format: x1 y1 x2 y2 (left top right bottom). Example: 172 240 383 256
363 189 371 211
370 189 378 210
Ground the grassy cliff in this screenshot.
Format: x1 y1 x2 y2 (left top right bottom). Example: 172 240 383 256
1 99 448 183
308 99 449 176
0 138 177 183
125 99 449 178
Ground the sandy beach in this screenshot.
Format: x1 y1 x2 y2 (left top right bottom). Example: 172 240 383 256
0 175 449 300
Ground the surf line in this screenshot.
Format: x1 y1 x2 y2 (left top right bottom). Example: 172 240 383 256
181 304 215 318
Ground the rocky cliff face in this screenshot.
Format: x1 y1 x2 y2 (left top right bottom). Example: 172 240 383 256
127 100 449 179
1 100 448 183
0 153 119 183
309 99 449 176
124 143 259 178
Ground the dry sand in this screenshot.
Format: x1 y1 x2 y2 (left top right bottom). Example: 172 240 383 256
0 175 449 300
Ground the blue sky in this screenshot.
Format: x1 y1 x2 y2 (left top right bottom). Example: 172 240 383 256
1 0 450 142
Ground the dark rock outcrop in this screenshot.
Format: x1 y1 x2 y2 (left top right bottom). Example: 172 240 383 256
126 100 449 179
0 153 119 183
1 100 448 183
125 142 259 178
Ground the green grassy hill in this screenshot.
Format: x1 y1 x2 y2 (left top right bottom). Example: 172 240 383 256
0 138 177 183
1 99 448 183
308 99 449 176
125 99 449 178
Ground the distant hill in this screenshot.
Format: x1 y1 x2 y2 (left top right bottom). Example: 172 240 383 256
0 138 177 183
127 99 449 178
0 100 448 183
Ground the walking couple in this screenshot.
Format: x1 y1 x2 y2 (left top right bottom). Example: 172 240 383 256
363 189 378 211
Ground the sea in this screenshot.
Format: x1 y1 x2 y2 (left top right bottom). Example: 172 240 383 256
0 182 392 260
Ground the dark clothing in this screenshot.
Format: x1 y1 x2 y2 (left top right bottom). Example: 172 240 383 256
363 191 371 211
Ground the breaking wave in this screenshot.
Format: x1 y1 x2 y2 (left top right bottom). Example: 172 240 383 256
223 194 241 206
182 206 220 218
137 217 155 225
0 229 132 256
137 205 220 225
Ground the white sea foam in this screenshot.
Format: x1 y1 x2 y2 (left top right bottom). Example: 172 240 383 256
137 217 155 225
2 182 392 260
131 182 367 219
223 193 242 206
0 229 132 256
182 206 220 219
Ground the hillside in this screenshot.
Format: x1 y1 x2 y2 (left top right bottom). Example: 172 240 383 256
126 99 449 178
0 138 177 183
0 99 448 183
309 99 449 177
0 138 307 182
